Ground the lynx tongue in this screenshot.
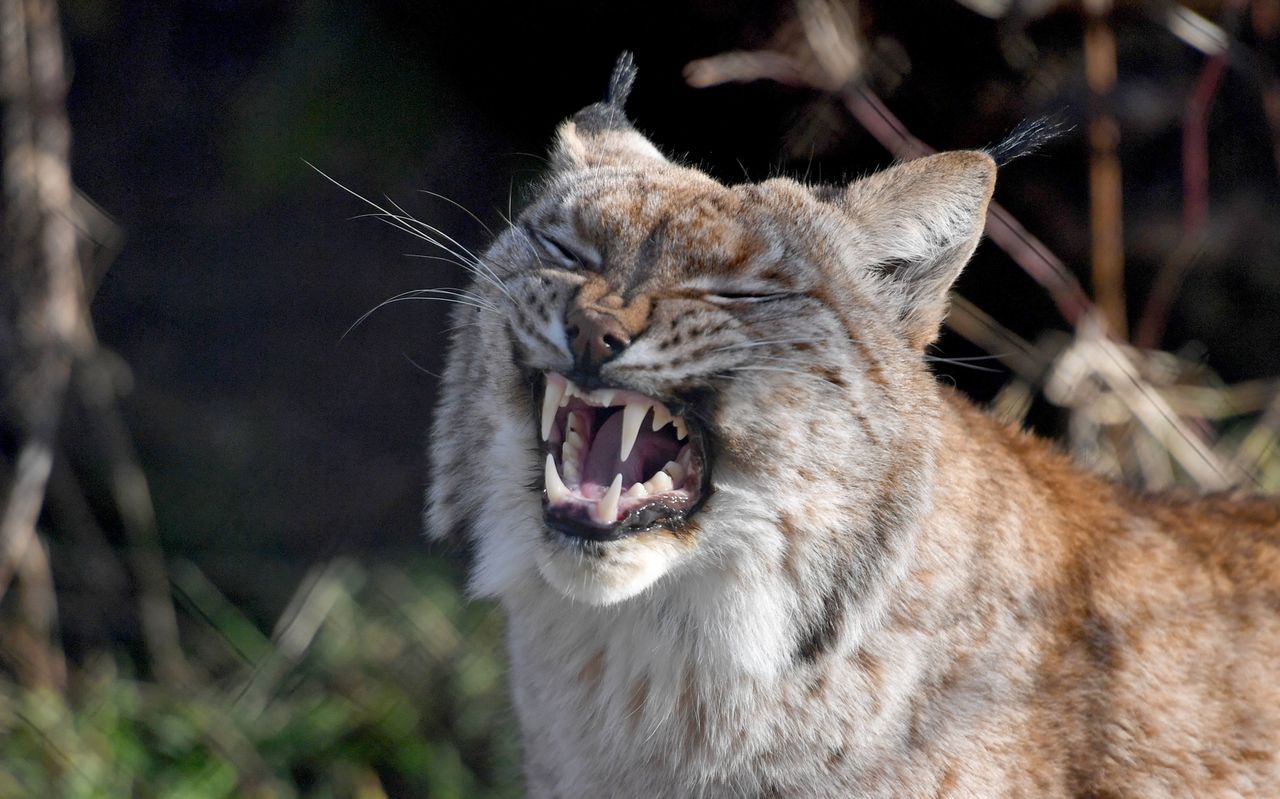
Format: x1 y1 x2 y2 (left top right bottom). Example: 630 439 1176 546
582 410 680 488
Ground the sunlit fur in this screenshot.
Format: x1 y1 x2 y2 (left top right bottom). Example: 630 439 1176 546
426 109 1280 796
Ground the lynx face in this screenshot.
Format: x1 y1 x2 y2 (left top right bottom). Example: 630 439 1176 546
428 62 995 607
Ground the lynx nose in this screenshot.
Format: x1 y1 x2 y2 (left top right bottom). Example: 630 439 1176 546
565 306 631 371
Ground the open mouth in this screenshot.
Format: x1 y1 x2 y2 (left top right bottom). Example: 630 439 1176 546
539 372 708 541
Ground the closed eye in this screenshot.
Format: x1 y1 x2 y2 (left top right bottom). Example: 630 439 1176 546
702 291 794 305
528 227 588 269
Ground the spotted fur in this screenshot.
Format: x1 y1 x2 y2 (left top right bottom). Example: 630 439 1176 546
426 63 1280 797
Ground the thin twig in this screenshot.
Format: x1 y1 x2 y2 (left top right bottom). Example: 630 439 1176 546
1083 0 1127 339
684 0 1095 325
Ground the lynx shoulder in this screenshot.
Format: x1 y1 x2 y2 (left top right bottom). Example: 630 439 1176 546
427 56 1280 797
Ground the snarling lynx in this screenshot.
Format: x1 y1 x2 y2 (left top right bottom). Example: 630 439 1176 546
426 55 1280 797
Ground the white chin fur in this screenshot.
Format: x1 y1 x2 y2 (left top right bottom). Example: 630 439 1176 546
535 532 687 606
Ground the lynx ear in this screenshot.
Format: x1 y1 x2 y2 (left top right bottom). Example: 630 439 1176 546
837 151 996 349
551 52 668 171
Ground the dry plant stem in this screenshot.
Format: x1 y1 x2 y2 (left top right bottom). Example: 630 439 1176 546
1058 322 1243 489
1230 389 1280 484
1136 0 1245 349
0 0 89 636
77 358 190 685
1084 0 1128 339
847 87 1094 324
13 533 65 690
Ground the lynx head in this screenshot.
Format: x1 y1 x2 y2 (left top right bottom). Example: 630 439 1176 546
427 55 995 610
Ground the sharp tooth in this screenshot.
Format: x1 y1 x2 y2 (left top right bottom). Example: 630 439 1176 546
593 389 616 407
650 403 672 432
542 375 567 440
662 460 685 484
673 417 688 441
594 474 623 524
562 438 580 464
624 482 648 498
545 454 570 503
645 470 673 494
564 457 580 483
619 402 648 462
677 444 694 471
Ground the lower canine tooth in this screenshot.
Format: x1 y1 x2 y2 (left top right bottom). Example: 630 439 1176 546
594 474 623 524
545 454 570 502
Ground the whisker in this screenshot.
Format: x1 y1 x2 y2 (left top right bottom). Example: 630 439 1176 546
383 194 483 265
711 337 826 353
305 161 516 301
402 352 443 380
923 358 1004 374
498 208 547 270
923 353 1010 363
720 365 820 380
417 188 497 240
369 204 516 304
342 289 499 341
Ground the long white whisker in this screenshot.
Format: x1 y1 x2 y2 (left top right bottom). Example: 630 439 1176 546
417 188 498 239
383 194 484 267
498 208 546 270
342 289 500 340
305 161 516 302
357 208 512 300
381 194 518 306
711 337 826 353
720 365 819 380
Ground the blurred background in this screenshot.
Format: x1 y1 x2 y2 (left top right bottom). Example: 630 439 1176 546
1 0 1278 795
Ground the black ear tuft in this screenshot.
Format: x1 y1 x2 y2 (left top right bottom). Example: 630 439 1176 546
987 113 1073 167
571 52 640 134
605 51 638 108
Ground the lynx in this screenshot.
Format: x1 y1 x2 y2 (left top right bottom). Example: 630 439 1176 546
426 55 1280 797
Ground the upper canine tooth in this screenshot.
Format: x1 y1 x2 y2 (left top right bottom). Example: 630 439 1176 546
650 403 672 432
673 417 688 441
542 375 567 440
594 474 623 524
619 402 648 462
545 454 570 503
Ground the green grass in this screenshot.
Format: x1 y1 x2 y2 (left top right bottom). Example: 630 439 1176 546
0 557 520 798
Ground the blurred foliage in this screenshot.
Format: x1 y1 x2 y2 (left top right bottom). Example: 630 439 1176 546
0 558 520 798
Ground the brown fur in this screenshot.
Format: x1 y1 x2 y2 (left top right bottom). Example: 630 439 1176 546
427 76 1280 795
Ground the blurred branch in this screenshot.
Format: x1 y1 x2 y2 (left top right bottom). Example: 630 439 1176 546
76 355 191 686
0 0 90 628
1136 0 1246 349
1 0 187 690
1083 0 1127 339
685 0 1095 326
